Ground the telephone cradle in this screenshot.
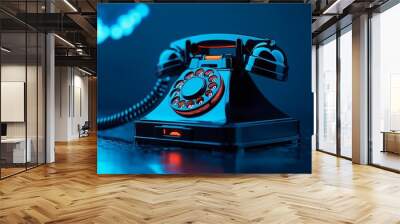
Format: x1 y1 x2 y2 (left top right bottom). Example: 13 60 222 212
134 34 299 149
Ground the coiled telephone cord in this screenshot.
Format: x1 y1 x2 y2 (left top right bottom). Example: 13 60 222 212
97 77 171 130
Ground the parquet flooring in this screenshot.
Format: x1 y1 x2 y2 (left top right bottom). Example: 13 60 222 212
1 135 400 224
1 167 26 178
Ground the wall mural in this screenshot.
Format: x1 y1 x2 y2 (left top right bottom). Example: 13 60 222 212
97 3 312 174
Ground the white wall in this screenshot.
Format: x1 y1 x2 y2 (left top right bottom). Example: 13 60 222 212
55 67 69 141
72 73 89 138
55 67 89 141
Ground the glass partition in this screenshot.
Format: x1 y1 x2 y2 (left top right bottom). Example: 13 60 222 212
317 35 337 154
370 3 400 171
0 1 46 179
1 30 28 177
316 26 353 159
339 27 352 158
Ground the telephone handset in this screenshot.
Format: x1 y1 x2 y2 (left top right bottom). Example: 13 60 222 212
157 34 288 80
135 34 299 149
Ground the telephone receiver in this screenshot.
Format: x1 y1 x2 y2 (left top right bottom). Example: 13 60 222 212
135 34 299 149
157 34 288 81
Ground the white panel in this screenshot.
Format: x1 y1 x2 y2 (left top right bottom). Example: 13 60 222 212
1 82 25 122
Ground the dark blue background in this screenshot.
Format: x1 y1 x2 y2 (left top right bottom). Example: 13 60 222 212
97 3 312 174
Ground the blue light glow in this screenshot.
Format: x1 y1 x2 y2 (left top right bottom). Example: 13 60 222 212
97 3 150 44
148 163 164 174
110 25 123 40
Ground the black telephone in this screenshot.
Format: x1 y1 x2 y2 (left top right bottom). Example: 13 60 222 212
134 34 299 149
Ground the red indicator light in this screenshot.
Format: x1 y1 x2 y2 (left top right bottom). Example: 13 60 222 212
169 131 182 137
168 152 182 166
162 128 183 137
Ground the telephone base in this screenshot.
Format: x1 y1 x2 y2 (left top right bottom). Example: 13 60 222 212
135 118 299 149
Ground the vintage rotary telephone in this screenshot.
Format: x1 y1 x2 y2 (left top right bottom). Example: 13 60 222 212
133 34 299 149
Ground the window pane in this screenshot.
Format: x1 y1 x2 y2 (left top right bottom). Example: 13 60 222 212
340 29 352 158
318 36 337 154
371 3 400 171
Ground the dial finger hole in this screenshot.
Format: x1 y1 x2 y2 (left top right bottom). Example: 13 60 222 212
208 75 218 82
171 97 180 105
195 68 204 76
204 70 213 77
175 80 184 88
178 100 186 108
184 72 194 80
208 82 217 90
205 90 213 97
196 97 204 104
186 100 194 108
170 89 180 97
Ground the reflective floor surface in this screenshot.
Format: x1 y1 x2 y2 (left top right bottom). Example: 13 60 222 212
97 124 311 174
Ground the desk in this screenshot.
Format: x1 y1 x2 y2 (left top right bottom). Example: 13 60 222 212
1 138 31 163
382 131 400 154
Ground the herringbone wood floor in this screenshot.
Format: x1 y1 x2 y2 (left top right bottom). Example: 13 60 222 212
1 135 400 224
